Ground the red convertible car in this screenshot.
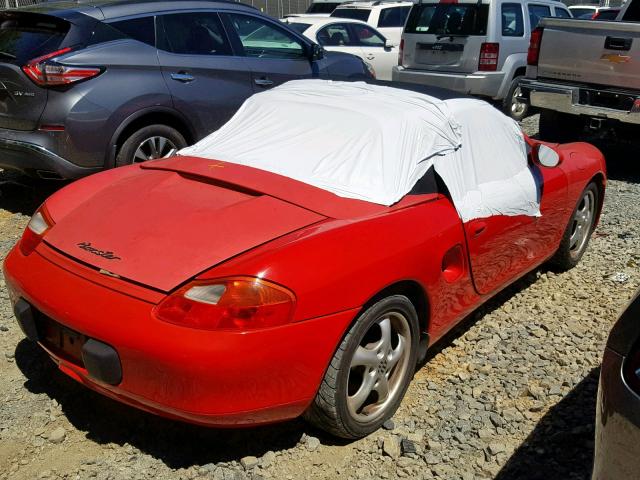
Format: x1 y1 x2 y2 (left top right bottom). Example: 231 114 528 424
4 81 605 438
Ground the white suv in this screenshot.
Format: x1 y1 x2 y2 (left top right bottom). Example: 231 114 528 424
392 0 571 120
330 1 413 44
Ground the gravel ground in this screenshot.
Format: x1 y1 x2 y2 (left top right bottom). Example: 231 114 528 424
1 115 639 480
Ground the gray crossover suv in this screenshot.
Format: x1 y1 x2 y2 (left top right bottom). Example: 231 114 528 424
0 0 373 179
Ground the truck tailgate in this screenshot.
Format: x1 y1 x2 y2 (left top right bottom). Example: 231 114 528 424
537 18 640 91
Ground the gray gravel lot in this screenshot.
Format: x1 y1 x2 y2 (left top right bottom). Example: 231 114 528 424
0 115 639 480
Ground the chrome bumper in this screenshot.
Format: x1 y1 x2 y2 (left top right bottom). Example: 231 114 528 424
520 79 640 125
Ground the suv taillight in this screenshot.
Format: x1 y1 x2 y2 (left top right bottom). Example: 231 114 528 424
478 43 499 71
22 47 103 86
398 39 404 66
527 27 544 66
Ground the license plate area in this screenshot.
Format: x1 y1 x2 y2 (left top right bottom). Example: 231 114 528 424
36 313 87 367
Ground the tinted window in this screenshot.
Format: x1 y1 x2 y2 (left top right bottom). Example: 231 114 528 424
307 2 341 14
287 22 312 34
528 5 551 29
110 17 155 46
569 8 595 18
0 12 69 64
158 13 231 55
501 3 524 36
622 0 640 21
405 4 489 35
596 9 620 20
317 23 353 46
227 14 306 59
378 6 411 28
331 8 372 22
554 8 572 18
352 24 386 46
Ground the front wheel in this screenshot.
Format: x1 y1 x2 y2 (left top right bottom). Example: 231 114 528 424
550 182 599 271
116 125 187 167
304 295 419 439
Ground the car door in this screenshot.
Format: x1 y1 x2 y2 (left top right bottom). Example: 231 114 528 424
349 23 397 81
156 11 254 139
463 152 568 296
221 12 314 91
315 22 364 57
497 2 528 68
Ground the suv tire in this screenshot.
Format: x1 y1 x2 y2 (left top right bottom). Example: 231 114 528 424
503 76 529 121
116 125 187 167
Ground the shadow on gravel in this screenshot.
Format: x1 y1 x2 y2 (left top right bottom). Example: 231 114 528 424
0 171 67 216
495 367 600 480
596 143 640 184
14 339 349 468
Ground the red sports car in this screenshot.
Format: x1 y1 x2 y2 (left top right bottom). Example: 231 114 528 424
3 81 606 439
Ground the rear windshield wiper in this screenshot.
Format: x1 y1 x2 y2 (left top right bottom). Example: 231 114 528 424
436 34 469 40
0 51 16 59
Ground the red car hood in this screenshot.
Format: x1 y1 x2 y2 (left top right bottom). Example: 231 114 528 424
44 161 327 292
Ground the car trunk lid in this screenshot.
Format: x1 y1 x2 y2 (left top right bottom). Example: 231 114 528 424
0 11 71 130
43 165 327 292
401 2 489 73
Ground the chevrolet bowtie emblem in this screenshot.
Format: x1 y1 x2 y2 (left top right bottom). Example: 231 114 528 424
600 53 630 64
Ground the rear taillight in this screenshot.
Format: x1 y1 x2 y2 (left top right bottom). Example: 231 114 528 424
527 27 544 66
478 43 499 71
19 205 54 256
154 277 296 331
22 47 103 86
398 38 404 66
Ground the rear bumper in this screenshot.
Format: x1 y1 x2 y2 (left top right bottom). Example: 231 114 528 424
392 66 504 98
519 79 640 125
0 135 101 179
3 244 356 427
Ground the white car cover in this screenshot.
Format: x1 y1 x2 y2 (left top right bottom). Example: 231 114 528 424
179 80 540 222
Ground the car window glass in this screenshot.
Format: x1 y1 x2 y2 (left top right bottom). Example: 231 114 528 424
110 16 155 46
330 8 372 22
554 8 571 18
405 3 489 35
501 3 524 36
597 9 619 20
307 2 342 14
528 4 551 29
569 7 594 17
317 24 353 46
352 24 385 47
157 12 231 55
377 6 411 28
622 0 640 21
287 22 312 34
227 13 305 59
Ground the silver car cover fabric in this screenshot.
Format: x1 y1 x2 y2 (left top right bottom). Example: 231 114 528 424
179 80 540 222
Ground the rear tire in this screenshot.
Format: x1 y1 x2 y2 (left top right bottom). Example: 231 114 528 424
550 182 599 271
116 125 187 167
304 295 419 439
538 109 583 143
503 76 529 121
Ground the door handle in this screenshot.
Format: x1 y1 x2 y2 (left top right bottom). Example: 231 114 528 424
254 78 274 87
170 72 195 83
604 36 632 51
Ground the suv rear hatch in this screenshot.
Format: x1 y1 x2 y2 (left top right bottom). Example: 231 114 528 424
401 1 489 73
0 11 71 131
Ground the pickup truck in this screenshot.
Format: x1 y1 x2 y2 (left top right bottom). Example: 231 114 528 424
519 0 640 142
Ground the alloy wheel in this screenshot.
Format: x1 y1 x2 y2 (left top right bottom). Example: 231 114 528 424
569 189 596 257
347 311 412 423
133 136 178 163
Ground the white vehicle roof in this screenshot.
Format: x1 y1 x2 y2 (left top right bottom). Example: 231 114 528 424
283 15 371 26
334 1 413 9
180 80 539 221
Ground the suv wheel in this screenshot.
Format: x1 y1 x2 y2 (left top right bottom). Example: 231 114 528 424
503 76 528 121
116 125 187 167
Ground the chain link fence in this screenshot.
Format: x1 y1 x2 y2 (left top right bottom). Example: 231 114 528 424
241 0 312 18
2 0 47 8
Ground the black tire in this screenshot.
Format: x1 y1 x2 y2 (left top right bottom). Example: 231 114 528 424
538 109 583 143
550 182 599 271
115 124 187 167
502 76 529 121
304 295 419 439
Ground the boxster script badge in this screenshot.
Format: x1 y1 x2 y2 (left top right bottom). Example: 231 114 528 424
77 241 121 260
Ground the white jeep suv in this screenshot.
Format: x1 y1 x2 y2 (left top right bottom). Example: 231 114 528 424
392 0 571 120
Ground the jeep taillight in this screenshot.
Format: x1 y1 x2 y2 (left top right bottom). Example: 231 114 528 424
398 38 404 66
478 43 499 72
527 27 543 66
154 277 296 331
19 205 54 256
22 47 103 86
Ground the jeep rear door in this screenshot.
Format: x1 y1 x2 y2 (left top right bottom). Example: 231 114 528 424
401 2 490 73
156 11 254 139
